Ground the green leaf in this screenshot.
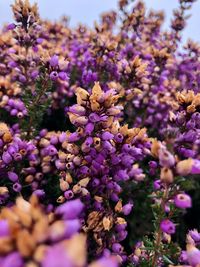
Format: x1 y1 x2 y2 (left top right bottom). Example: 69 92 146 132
163 255 174 265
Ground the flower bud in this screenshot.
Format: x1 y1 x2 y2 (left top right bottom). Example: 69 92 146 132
160 167 174 184
160 219 175 234
49 55 59 67
174 193 192 209
55 199 84 220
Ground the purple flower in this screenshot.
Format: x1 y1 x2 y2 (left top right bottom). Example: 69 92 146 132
19 75 26 83
2 152 12 164
58 71 68 81
114 133 124 143
12 183 22 192
179 250 188 263
7 172 18 182
46 145 58 156
68 132 80 142
90 257 119 267
0 220 10 237
112 243 123 253
149 161 157 168
49 219 80 241
101 131 114 141
191 159 200 174
158 147 175 167
69 104 86 116
174 193 192 209
6 23 16 31
160 219 176 234
42 244 73 267
153 180 161 190
49 55 59 67
187 244 200 266
122 203 134 215
36 38 44 44
31 70 39 79
55 199 84 219
89 113 101 123
2 252 23 267
85 123 94 135
50 71 58 81
189 229 200 242
33 189 45 198
64 190 74 200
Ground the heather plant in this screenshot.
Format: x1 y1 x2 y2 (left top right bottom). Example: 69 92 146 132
0 0 200 266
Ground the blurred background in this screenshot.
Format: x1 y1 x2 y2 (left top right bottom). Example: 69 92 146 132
0 0 199 43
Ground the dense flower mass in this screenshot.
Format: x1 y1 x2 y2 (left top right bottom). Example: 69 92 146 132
0 0 200 266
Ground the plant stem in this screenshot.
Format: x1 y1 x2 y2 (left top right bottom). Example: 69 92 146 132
152 186 169 267
26 77 49 139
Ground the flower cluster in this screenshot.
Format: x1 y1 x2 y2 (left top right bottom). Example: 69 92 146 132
0 195 119 267
0 0 199 266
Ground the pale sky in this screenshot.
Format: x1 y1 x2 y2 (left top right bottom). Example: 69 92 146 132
0 0 199 43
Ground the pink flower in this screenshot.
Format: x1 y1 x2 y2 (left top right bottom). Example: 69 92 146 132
187 244 200 266
174 193 192 209
42 244 72 267
160 219 176 234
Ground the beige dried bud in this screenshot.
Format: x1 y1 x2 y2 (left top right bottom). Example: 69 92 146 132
135 248 141 257
59 178 69 191
0 122 10 137
66 153 75 162
91 82 103 99
25 175 34 183
65 172 73 183
3 132 12 143
49 221 65 241
93 137 101 149
12 0 39 26
192 93 200 107
32 217 49 243
186 90 195 103
64 234 87 267
163 233 171 244
39 138 50 148
87 211 103 230
187 104 196 113
176 92 186 104
90 99 100 112
0 186 9 196
160 167 174 184
25 262 38 267
56 196 65 203
73 184 82 194
169 111 176 121
58 151 67 160
76 88 89 104
78 177 90 187
81 188 90 196
0 238 13 254
116 217 126 225
151 139 161 158
101 116 114 128
176 158 193 175
103 216 113 231
16 229 36 257
119 124 129 136
115 200 122 212
14 205 32 228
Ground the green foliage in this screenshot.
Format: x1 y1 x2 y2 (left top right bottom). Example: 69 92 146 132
21 68 53 139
